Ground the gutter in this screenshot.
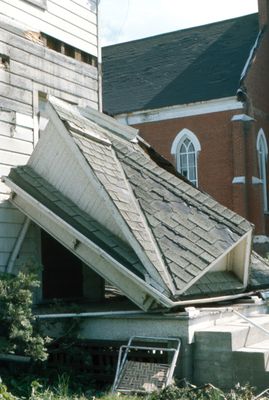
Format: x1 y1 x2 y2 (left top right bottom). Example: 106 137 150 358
36 310 148 319
35 290 259 320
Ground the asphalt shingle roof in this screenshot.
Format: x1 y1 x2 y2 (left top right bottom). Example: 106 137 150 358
102 13 259 115
9 166 146 279
6 98 259 301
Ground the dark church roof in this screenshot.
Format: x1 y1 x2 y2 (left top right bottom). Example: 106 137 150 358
102 13 259 115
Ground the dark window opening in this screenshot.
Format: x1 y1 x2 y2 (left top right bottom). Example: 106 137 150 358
64 43 75 58
41 230 83 300
81 50 97 67
45 35 62 52
0 54 10 70
41 33 97 66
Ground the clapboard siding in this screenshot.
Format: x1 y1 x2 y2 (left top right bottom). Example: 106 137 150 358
0 27 98 81
0 70 33 93
8 47 97 90
11 61 98 103
0 208 25 224
0 150 30 167
0 0 100 271
0 136 33 154
1 0 97 56
0 27 99 107
52 0 96 25
0 82 33 106
0 98 33 115
0 222 22 237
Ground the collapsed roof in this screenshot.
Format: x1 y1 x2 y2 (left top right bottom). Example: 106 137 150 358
3 97 259 311
102 13 259 115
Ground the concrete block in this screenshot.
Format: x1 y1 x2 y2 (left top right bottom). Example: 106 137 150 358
195 325 249 352
193 361 234 389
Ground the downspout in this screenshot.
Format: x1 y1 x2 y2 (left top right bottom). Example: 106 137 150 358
6 217 31 274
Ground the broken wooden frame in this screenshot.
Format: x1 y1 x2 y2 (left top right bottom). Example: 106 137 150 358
112 336 181 394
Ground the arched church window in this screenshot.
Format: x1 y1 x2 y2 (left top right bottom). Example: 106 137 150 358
257 129 268 212
171 129 201 186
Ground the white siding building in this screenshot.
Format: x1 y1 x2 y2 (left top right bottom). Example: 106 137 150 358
0 0 100 273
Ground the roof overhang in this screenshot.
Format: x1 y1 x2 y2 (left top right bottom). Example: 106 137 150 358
3 175 255 311
3 176 173 312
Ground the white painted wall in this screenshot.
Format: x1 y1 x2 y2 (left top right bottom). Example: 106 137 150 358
0 0 98 56
0 0 99 273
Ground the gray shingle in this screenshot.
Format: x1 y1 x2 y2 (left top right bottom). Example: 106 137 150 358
102 14 258 115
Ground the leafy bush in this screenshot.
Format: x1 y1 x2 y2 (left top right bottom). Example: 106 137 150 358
0 268 49 361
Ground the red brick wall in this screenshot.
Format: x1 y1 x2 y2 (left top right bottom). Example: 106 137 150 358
129 29 269 236
134 110 238 211
245 26 269 234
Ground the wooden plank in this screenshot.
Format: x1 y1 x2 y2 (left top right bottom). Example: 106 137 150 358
0 149 30 166
0 117 34 142
0 69 33 92
0 208 25 223
8 46 98 91
0 82 32 106
47 1 97 35
0 135 33 155
0 97 32 115
0 28 98 80
15 113 34 129
0 223 22 237
11 61 98 103
33 81 97 109
0 164 15 176
0 110 15 124
0 122 33 143
0 121 12 137
51 0 97 25
12 126 34 143
1 1 97 55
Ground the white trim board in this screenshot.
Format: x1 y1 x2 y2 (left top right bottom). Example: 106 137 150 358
115 97 244 125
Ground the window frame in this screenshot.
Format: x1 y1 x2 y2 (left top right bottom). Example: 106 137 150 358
256 128 268 212
171 128 201 186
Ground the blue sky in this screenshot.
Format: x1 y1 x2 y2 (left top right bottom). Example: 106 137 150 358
99 0 258 46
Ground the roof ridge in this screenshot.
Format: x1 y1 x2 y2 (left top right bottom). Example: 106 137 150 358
115 142 251 235
102 13 258 49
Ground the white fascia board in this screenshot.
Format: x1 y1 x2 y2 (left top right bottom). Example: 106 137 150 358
4 177 173 311
115 97 243 125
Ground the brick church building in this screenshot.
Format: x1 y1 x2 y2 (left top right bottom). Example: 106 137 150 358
102 0 269 245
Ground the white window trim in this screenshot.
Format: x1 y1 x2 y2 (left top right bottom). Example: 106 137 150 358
256 128 268 212
171 128 201 186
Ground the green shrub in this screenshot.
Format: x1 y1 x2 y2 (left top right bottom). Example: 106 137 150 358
0 267 49 361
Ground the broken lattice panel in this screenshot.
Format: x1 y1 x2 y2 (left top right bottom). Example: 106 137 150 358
116 360 170 393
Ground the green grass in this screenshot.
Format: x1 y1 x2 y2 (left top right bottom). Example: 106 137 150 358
0 375 268 400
